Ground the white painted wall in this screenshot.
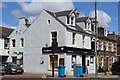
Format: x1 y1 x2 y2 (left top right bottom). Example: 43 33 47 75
85 36 91 49
65 30 72 47
0 38 9 56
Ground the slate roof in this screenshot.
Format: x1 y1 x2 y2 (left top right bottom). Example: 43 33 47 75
0 26 14 38
76 17 89 22
98 33 117 42
45 10 89 35
55 10 72 17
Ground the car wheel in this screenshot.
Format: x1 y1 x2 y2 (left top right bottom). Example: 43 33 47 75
2 73 4 76
20 70 24 74
112 71 117 75
7 70 11 75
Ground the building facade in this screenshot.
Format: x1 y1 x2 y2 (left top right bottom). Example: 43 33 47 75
97 28 117 71
8 9 97 75
7 9 118 76
7 17 29 66
0 27 14 63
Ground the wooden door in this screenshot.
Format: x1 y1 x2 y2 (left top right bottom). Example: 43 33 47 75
59 58 64 66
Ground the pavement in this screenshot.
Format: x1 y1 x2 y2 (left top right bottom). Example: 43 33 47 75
1 72 120 78
84 72 120 78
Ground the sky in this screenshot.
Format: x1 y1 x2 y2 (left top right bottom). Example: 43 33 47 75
0 1 118 33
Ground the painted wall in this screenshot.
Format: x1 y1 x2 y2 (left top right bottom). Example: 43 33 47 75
24 10 66 73
7 18 28 62
0 38 9 56
0 38 4 50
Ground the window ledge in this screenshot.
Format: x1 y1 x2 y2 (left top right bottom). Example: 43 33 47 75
48 69 58 71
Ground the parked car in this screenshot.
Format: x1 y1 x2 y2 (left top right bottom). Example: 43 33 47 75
111 61 120 75
2 62 24 74
0 64 5 75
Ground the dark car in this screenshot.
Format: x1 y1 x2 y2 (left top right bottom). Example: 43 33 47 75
2 62 24 74
0 64 5 75
111 61 120 75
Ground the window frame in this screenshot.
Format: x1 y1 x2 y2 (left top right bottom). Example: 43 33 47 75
20 38 24 48
11 39 16 48
72 33 76 45
82 35 85 48
51 31 57 42
48 54 59 70
47 19 51 25
4 38 9 49
71 55 76 68
66 16 70 25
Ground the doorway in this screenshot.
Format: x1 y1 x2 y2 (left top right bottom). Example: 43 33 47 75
106 57 109 71
82 55 86 73
59 58 64 66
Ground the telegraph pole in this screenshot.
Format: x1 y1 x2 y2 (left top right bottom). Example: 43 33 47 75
95 0 98 77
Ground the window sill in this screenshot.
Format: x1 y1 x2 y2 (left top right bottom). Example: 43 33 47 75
48 69 58 71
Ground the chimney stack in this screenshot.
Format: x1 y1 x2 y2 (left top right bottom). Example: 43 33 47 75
113 31 115 34
19 17 30 27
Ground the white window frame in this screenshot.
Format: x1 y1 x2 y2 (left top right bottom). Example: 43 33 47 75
48 54 59 70
47 19 51 25
50 31 58 46
20 38 24 48
11 39 16 48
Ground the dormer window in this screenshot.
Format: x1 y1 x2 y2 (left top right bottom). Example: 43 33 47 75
66 16 75 26
71 16 75 26
71 17 74 25
66 16 70 24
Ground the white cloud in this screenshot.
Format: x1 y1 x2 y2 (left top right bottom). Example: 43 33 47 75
18 1 74 13
0 22 16 29
11 10 24 19
89 10 111 29
79 12 85 17
0 3 6 8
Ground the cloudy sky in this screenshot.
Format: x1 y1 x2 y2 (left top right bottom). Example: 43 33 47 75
0 1 118 32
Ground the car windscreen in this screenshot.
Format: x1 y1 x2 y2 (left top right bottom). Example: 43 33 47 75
10 63 18 67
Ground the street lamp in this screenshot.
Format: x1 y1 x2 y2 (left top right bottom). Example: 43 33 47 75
104 46 107 75
94 0 98 77
52 41 58 77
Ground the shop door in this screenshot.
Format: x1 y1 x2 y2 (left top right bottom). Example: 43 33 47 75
82 55 86 73
59 58 64 66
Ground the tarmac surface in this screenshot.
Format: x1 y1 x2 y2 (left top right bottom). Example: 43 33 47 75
0 72 120 80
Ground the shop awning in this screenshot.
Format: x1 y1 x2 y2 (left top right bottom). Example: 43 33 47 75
42 46 94 55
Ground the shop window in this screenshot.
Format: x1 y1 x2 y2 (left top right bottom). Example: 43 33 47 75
48 54 58 70
90 56 94 63
71 55 76 68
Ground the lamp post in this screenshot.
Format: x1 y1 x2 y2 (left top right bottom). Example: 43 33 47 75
104 46 107 75
94 0 98 77
52 41 58 77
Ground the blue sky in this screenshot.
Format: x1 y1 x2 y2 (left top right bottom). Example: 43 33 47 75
1 2 118 32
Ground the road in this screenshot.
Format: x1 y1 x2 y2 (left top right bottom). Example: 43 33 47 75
1 77 120 80
1 74 120 80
